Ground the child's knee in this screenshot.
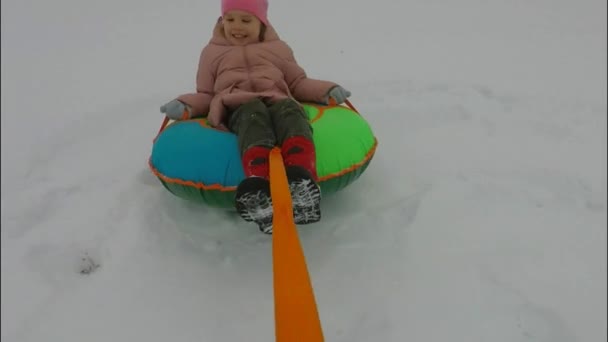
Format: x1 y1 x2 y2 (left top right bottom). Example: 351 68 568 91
235 98 269 117
229 98 271 130
270 98 304 113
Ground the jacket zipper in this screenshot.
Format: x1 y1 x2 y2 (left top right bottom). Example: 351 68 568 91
242 45 257 92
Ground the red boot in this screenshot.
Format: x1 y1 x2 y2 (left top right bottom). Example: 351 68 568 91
281 136 321 224
241 146 271 179
281 136 318 181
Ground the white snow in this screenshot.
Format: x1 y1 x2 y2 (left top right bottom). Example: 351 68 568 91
1 0 606 341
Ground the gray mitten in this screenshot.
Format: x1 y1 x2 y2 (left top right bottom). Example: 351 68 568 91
325 86 351 105
160 99 190 120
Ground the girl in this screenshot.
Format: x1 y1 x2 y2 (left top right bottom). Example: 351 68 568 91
160 0 351 233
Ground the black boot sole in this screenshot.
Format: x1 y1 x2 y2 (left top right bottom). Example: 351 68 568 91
286 166 321 225
235 177 273 234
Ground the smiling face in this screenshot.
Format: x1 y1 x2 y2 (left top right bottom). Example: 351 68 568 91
222 10 263 46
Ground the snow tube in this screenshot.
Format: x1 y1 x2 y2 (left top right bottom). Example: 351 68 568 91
149 102 377 208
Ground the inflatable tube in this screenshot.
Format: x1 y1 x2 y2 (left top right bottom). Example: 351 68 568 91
149 103 377 208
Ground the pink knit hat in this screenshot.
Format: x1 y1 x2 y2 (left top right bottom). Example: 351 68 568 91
222 0 269 26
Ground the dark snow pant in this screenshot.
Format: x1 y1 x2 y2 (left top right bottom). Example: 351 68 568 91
227 98 313 155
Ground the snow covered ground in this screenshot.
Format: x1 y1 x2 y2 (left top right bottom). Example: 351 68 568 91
2 0 606 341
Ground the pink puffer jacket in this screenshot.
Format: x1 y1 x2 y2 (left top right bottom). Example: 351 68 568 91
177 18 337 126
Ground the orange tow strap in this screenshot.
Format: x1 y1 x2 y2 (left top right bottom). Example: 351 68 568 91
269 147 324 342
